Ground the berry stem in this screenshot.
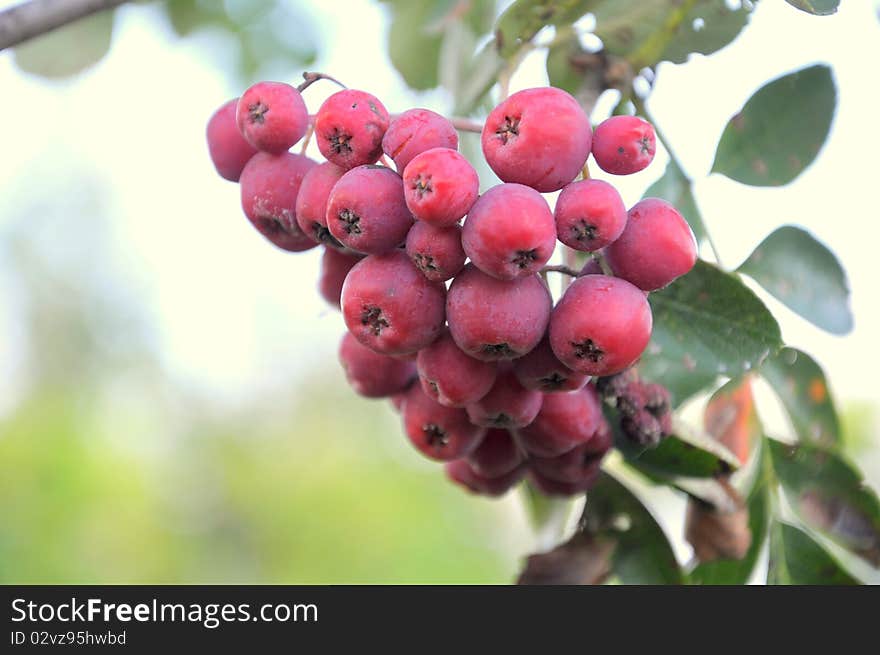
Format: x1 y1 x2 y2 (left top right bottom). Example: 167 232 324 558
540 264 581 278
297 71 347 93
632 96 725 268
299 120 315 156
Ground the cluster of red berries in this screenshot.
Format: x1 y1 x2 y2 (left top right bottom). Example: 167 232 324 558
206 78 697 498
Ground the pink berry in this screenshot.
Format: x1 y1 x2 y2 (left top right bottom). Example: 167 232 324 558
481 87 591 192
554 179 627 252
207 98 258 182
405 221 466 282
447 265 552 361
236 81 308 154
315 89 390 169
341 251 446 355
239 151 317 252
446 460 526 497
515 385 602 457
530 420 612 483
549 275 653 376
416 329 497 408
295 161 347 248
466 429 523 478
462 183 556 280
402 148 478 227
382 108 458 172
318 247 363 308
466 366 543 429
605 198 697 291
338 332 415 398
402 385 486 461
591 115 656 175
326 165 414 255
512 336 589 393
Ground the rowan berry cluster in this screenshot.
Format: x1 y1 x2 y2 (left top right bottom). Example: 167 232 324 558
206 77 697 498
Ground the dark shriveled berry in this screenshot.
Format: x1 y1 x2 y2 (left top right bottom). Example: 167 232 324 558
341 251 446 355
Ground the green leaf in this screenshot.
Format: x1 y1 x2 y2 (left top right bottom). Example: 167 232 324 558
768 522 858 584
14 10 115 79
643 159 707 245
738 226 852 335
690 443 769 584
761 348 841 447
582 472 683 584
590 0 756 69
616 423 740 479
386 1 444 89
638 260 782 407
494 0 592 58
784 0 839 16
768 440 880 567
711 64 836 186
452 40 505 115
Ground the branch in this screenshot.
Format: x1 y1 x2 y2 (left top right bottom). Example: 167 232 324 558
0 0 128 51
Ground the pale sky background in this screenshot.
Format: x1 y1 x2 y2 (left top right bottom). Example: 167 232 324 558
0 0 878 582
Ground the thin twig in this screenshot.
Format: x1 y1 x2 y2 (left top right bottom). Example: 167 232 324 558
541 264 581 278
297 71 347 93
0 0 128 51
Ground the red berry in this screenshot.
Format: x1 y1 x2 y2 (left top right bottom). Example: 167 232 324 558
318 247 363 308
515 385 602 457
530 423 610 485
207 98 258 182
326 165 414 254
447 265 551 361
462 183 556 280
382 109 458 172
239 151 318 252
605 198 697 291
466 366 543 429
402 385 486 461
295 161 347 248
341 251 446 355
554 179 627 252
512 336 589 393
466 428 523 478
416 329 497 408
338 332 416 398
315 89 390 169
591 115 656 175
405 221 466 282
549 275 652 376
236 82 308 154
402 148 478 227
481 87 591 192
446 460 526 496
